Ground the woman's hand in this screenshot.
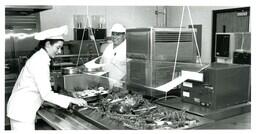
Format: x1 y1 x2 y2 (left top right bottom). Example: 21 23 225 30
71 98 88 107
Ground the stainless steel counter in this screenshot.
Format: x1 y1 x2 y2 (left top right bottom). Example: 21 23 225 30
155 97 251 120
37 108 99 130
196 112 251 129
38 107 250 130
38 105 214 130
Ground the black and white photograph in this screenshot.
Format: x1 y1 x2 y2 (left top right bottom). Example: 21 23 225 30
0 0 255 133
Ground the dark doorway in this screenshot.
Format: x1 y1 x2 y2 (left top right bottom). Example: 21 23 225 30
211 7 250 62
189 24 202 56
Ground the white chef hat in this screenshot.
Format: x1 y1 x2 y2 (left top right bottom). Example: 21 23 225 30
34 25 68 40
110 23 126 33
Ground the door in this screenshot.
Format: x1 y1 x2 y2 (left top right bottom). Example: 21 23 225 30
211 7 250 62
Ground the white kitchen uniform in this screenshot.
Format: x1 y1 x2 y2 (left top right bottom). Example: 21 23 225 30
10 119 35 130
7 48 73 124
100 40 126 86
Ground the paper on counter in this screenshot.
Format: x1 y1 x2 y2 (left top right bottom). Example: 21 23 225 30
155 75 189 92
181 70 203 82
155 70 203 93
84 56 105 69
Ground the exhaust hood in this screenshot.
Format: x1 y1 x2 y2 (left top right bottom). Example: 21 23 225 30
5 5 52 16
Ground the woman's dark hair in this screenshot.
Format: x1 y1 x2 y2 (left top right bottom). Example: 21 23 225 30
28 39 64 58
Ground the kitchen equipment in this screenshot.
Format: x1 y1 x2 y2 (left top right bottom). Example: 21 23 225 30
181 63 250 110
62 67 83 75
233 50 251 65
5 5 52 16
126 27 197 61
126 27 197 97
54 73 112 97
71 87 109 102
215 32 251 63
156 63 250 120
83 57 104 72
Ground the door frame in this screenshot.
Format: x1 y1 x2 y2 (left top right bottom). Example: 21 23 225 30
211 7 250 62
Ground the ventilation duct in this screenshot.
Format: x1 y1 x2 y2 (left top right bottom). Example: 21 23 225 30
5 5 52 16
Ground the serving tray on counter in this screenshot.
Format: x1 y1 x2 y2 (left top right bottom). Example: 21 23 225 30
73 103 214 130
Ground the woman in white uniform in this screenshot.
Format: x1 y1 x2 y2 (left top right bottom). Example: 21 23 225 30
7 25 87 130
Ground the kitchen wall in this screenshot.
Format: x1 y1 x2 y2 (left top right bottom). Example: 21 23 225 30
40 6 235 63
40 6 163 40
167 6 234 63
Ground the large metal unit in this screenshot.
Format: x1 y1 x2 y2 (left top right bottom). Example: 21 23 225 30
126 27 197 96
126 27 197 61
181 63 250 110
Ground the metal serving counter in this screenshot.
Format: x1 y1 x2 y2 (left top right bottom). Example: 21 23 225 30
38 104 213 130
37 104 250 130
38 107 99 130
73 104 213 130
196 112 251 129
155 98 251 120
41 62 250 130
